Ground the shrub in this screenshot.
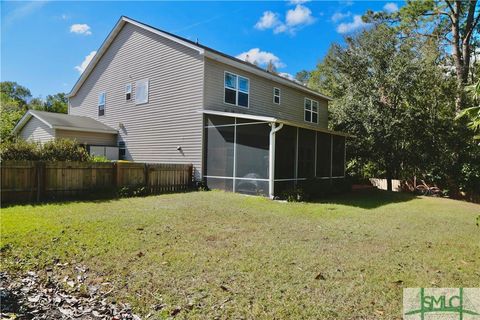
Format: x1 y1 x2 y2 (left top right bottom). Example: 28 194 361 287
41 139 90 161
0 139 40 161
0 138 92 162
280 178 352 202
90 155 110 162
118 186 149 198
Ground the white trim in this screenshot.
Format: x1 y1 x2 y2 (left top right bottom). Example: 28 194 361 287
205 175 269 181
223 71 249 108
98 92 106 117
232 118 237 192
304 97 319 124
273 87 281 105
269 122 284 198
125 83 132 101
274 178 307 182
54 126 117 134
12 111 53 134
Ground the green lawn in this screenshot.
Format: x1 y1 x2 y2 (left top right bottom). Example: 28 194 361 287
1 190 479 319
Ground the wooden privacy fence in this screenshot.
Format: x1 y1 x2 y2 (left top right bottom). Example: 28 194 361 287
1 161 193 204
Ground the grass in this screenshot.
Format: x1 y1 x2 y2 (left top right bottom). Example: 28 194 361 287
1 190 479 319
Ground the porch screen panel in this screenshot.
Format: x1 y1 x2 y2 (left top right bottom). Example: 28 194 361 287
235 123 270 195
206 177 233 192
316 132 331 177
332 135 345 177
275 125 296 179
204 125 234 177
298 128 316 178
206 115 235 127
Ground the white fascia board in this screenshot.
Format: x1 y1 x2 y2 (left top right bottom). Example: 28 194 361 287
204 51 333 102
53 126 118 134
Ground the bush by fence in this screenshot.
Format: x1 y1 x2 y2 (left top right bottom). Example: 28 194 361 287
1 161 193 204
0 139 91 162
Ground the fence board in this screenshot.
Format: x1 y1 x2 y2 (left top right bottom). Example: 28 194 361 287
1 161 193 204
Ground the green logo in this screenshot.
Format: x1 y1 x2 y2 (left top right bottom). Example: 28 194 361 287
404 288 480 320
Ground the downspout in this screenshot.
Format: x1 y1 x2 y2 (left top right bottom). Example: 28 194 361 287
269 122 284 199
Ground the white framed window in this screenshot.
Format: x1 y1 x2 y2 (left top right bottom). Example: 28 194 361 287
273 87 280 105
135 79 149 105
224 71 249 108
125 83 132 101
304 98 318 123
98 92 105 116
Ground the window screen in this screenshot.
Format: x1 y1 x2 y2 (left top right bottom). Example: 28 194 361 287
224 72 237 105
224 72 249 107
235 123 270 179
273 87 280 105
135 79 149 105
297 128 316 178
275 125 296 179
332 135 345 177
204 125 234 177
316 132 331 177
304 98 318 124
125 84 132 101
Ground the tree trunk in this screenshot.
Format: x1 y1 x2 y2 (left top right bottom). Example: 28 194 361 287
386 166 393 191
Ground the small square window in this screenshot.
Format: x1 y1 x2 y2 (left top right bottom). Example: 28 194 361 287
125 83 132 101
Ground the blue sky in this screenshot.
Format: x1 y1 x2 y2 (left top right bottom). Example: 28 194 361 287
1 1 401 98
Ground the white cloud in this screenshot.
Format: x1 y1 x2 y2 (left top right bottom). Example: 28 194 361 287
286 4 314 27
70 23 92 35
255 11 281 30
288 0 310 4
383 2 399 13
336 15 368 34
74 51 96 74
61 14 69 20
236 48 286 68
4 1 48 26
331 11 351 22
254 4 315 35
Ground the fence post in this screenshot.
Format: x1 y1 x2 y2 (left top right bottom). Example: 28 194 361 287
36 161 46 202
144 163 150 193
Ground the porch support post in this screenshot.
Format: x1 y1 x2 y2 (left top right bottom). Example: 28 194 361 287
269 122 284 199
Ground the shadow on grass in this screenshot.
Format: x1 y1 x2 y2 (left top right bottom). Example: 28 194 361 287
1 189 197 209
314 189 418 210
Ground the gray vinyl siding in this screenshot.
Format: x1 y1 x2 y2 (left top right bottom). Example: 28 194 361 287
55 129 116 146
19 118 54 143
69 23 204 178
204 58 329 129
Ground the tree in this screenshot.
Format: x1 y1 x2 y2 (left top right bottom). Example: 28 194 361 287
44 93 68 113
456 80 480 139
295 70 310 85
310 24 464 191
0 81 31 109
368 0 480 111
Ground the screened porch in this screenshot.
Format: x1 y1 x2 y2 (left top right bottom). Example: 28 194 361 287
203 112 347 198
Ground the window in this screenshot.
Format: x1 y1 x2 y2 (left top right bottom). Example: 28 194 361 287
224 72 249 108
304 98 318 123
98 92 105 116
125 83 132 101
118 141 126 160
135 79 149 105
273 87 280 104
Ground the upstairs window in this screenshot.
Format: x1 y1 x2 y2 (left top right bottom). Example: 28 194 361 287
125 83 132 101
273 87 280 104
98 92 105 116
135 79 149 105
304 98 318 123
224 72 249 108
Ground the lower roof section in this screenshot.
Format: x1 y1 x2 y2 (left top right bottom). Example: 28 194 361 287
200 109 354 138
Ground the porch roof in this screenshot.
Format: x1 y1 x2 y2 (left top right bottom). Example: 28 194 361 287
201 110 354 138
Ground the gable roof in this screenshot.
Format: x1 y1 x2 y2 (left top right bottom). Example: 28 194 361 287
13 110 118 135
68 16 332 101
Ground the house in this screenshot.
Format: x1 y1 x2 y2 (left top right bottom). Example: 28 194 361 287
15 16 351 198
13 110 119 159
